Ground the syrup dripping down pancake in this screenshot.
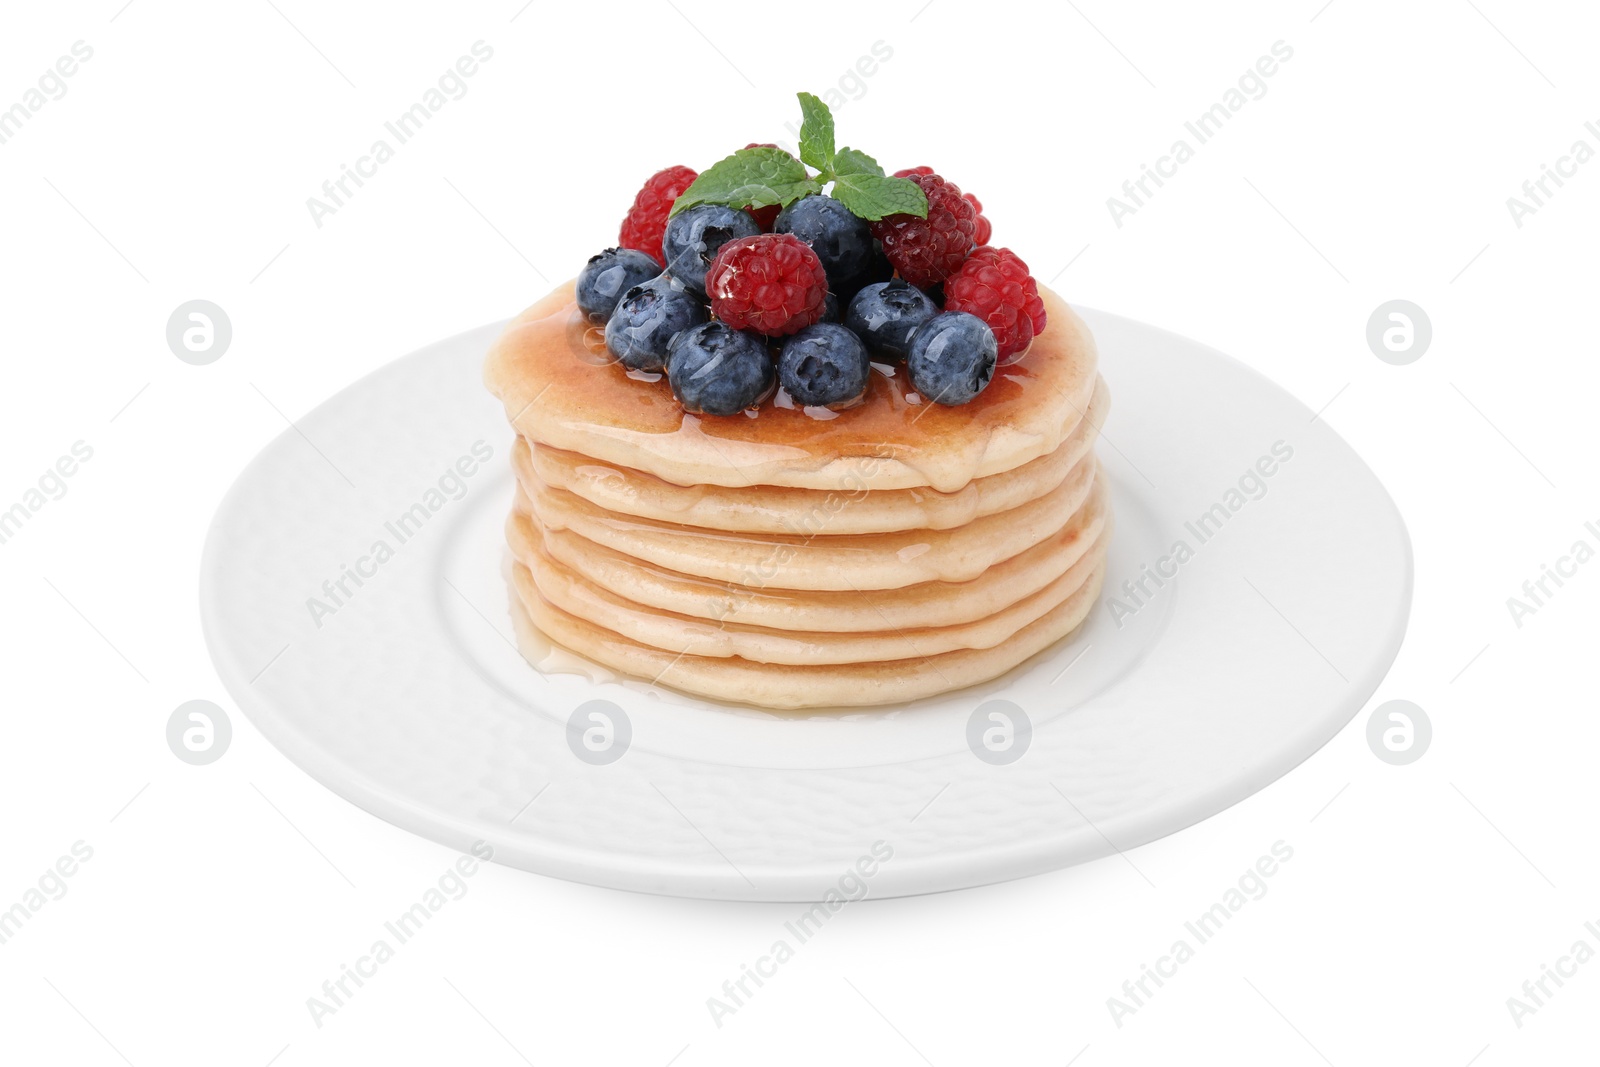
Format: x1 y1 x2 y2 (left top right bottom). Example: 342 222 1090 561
485 282 1099 493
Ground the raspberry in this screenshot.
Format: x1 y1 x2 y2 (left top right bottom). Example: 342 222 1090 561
893 166 991 247
743 144 783 231
966 193 993 245
619 165 698 266
705 233 828 337
943 245 1047 362
870 172 977 289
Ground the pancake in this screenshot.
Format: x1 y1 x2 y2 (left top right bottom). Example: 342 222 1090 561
508 554 1107 709
508 471 1110 632
487 268 1114 708
520 374 1110 534
484 281 1099 493
513 512 1103 664
515 455 1101 591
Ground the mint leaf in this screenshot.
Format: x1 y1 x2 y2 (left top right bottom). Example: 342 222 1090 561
796 92 835 173
829 173 928 220
730 177 818 209
671 148 817 216
674 98 923 225
832 147 884 178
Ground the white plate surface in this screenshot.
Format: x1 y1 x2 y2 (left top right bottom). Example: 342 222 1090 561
200 309 1411 901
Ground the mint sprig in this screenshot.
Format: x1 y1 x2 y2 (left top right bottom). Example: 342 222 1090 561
670 146 817 215
670 94 927 222
796 91 835 172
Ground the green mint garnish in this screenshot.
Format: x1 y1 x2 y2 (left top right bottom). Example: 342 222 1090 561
829 172 929 220
832 147 884 178
796 91 835 172
670 146 817 216
670 94 927 221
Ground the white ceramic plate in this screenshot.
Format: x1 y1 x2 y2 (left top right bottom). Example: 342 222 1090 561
200 309 1411 901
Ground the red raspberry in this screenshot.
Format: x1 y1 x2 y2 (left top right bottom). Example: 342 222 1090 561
746 205 780 231
743 144 783 231
618 165 698 266
967 193 992 245
870 172 977 289
706 233 828 337
943 245 1047 362
894 166 991 244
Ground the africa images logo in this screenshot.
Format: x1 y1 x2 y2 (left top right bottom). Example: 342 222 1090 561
304 442 493 628
1103 441 1295 627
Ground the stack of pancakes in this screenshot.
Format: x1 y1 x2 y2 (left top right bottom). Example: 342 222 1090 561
485 281 1110 710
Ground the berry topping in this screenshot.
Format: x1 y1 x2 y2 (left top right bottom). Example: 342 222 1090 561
777 324 871 408
819 290 842 323
893 166 990 244
667 322 776 415
662 204 760 297
618 165 698 266
834 239 895 306
942 245 1047 362
573 93 1044 416
705 233 829 337
603 274 708 371
869 172 978 289
747 205 781 231
576 248 662 323
906 311 997 406
774 194 874 292
966 193 993 245
845 279 938 360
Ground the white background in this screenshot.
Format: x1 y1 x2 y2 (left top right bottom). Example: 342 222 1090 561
3 0 1597 1063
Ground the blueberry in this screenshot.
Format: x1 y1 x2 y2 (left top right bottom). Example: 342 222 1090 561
906 311 997 406
777 324 871 408
775 195 873 291
835 238 894 305
819 291 841 324
604 275 708 371
576 247 661 322
667 322 775 415
662 204 760 296
846 280 939 360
